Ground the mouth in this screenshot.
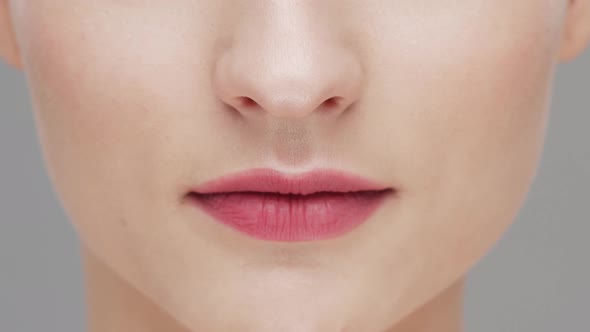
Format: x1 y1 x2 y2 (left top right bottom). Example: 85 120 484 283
184 168 396 242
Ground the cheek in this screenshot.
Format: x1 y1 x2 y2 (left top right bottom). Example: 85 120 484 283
18 4 196 199
364 1 560 309
16 8 203 296
417 2 558 225
15 5 184 253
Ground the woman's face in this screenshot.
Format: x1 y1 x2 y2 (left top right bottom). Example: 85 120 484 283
3 0 588 331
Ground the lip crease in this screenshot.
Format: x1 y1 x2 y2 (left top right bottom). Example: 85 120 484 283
185 168 396 242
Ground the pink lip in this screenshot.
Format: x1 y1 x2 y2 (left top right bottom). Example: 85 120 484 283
185 168 395 242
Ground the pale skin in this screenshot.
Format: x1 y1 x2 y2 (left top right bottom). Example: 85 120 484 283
1 1 590 331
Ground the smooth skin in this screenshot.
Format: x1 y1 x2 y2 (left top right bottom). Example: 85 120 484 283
2 1 590 331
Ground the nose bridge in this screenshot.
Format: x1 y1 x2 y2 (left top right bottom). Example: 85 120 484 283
212 2 364 119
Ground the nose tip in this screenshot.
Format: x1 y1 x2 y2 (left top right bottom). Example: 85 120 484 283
212 46 364 119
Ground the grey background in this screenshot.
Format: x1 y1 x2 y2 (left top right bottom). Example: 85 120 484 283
0 49 588 331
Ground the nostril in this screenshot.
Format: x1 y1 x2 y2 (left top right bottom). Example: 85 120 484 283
228 95 349 117
236 96 258 108
323 96 342 109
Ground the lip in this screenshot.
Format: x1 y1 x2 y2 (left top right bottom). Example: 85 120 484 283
185 168 396 242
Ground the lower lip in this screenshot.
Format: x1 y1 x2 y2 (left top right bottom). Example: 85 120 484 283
186 189 393 242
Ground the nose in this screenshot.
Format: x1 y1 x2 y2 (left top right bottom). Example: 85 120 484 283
212 3 364 119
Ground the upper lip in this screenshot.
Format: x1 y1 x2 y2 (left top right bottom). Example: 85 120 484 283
190 168 393 196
